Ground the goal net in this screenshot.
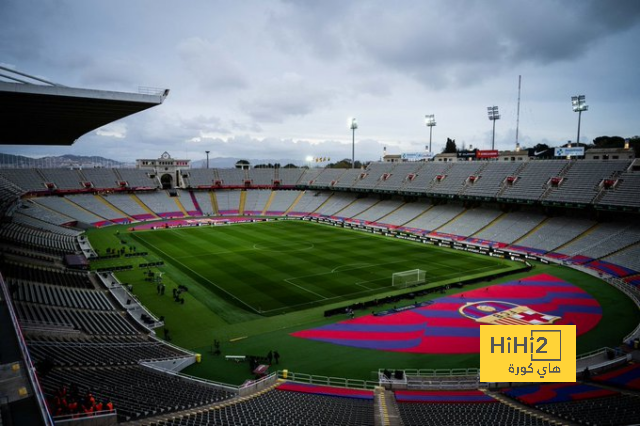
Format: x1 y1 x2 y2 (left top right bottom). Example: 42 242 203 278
392 269 426 288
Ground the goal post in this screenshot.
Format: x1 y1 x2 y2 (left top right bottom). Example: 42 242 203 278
392 269 426 288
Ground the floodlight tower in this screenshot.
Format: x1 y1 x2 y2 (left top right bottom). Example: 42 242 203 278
571 95 588 145
205 150 210 169
425 114 436 153
349 118 358 169
487 106 500 150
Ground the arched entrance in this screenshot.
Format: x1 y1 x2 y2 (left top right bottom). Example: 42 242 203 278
160 173 173 189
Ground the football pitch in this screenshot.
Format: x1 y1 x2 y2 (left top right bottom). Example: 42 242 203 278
130 220 516 315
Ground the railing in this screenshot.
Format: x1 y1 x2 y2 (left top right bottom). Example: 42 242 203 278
277 370 378 390
140 361 238 393
138 86 169 97
52 410 117 425
393 367 480 377
0 274 54 425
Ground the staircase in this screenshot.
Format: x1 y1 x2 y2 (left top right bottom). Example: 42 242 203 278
374 388 403 426
189 190 203 216
95 195 134 221
130 194 159 218
238 191 247 215
261 191 276 215
284 191 305 215
172 194 190 217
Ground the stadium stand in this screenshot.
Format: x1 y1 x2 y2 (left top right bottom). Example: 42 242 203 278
185 169 216 187
375 162 424 191
334 197 379 219
216 190 241 215
148 384 375 426
376 202 431 226
0 168 51 192
247 168 275 186
350 163 396 190
39 365 234 421
403 204 465 231
503 383 640 426
264 190 302 215
288 190 331 215
513 216 596 253
276 167 305 186
16 200 76 226
216 168 246 186
0 222 79 254
192 190 216 215
499 160 568 201
315 192 359 216
33 196 104 225
176 189 200 215
556 223 640 259
543 160 630 204
429 162 485 196
352 199 405 223
603 243 640 274
461 161 522 198
472 210 546 244
333 168 363 189
396 390 553 426
136 192 184 217
243 189 272 215
308 168 347 189
3 161 640 425
98 193 152 219
65 194 126 221
597 170 640 208
436 207 502 237
80 168 120 189
115 168 159 188
11 211 81 237
38 169 84 191
26 335 188 367
298 168 325 186
403 162 451 194
0 262 94 289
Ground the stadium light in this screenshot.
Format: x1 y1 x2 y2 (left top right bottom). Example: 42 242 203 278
487 106 500 150
205 150 210 169
571 95 588 145
425 114 436 153
349 118 358 169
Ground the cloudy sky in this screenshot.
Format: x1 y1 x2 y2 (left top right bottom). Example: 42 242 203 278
2 0 639 165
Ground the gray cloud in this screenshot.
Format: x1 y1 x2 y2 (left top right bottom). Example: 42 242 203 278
240 73 337 123
177 37 249 91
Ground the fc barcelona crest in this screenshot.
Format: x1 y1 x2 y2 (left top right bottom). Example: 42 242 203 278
459 301 560 325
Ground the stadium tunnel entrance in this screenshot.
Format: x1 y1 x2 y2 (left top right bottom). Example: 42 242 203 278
160 173 173 189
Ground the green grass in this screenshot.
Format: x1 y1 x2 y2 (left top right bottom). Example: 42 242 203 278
129 220 515 315
85 219 640 385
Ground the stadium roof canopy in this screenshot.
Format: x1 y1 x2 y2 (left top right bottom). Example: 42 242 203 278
0 66 169 146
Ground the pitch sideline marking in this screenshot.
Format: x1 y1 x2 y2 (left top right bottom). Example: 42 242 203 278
131 234 260 313
283 278 329 300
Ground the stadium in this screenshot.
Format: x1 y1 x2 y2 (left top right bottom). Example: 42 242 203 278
0 70 640 425
1 71 640 426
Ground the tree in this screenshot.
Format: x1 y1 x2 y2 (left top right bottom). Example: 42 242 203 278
593 136 626 148
443 138 457 154
283 163 298 168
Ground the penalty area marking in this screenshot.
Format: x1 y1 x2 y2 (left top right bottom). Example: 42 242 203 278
283 278 329 300
331 263 371 273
